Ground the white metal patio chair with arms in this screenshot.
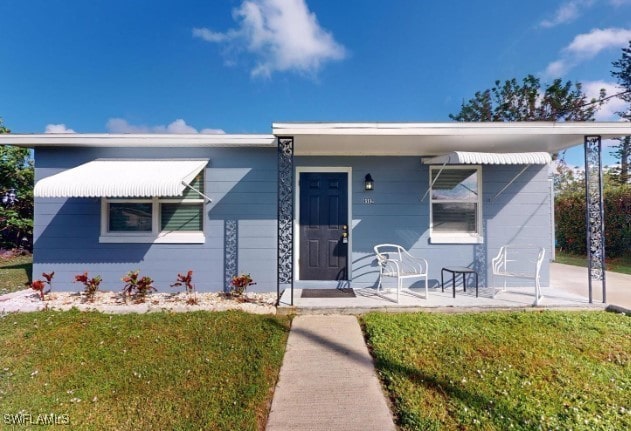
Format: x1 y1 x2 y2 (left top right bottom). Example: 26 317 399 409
374 244 429 303
491 246 545 305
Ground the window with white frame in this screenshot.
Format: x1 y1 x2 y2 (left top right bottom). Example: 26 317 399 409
100 173 205 243
429 166 482 243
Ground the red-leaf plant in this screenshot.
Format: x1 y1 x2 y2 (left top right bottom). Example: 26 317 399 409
74 272 102 302
122 270 156 303
230 273 256 297
171 270 198 305
171 270 195 294
26 271 54 301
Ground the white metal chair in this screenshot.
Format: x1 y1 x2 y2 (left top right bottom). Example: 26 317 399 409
491 246 545 305
374 244 429 303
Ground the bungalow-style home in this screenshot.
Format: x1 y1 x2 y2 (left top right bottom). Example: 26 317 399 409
2 122 628 301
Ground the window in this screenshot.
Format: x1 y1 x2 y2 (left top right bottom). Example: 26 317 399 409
100 173 205 243
429 166 482 243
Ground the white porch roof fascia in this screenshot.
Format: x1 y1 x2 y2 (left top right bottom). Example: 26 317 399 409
273 122 631 155
34 160 208 198
0 133 277 148
422 151 552 165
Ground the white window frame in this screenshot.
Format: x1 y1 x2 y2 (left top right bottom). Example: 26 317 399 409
429 165 483 244
100 197 205 244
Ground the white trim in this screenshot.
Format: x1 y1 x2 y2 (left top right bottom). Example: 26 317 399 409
100 196 206 244
0 133 277 148
273 121 631 137
294 167 353 282
429 165 483 244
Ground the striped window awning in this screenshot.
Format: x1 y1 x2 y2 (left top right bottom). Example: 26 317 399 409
34 160 208 198
422 151 552 165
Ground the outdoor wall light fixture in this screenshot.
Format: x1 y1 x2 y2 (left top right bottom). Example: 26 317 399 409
364 174 374 191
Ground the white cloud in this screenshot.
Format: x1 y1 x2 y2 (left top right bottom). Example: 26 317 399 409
540 0 594 28
544 60 568 77
106 118 225 134
582 80 627 120
193 0 346 77
540 0 631 28
544 27 631 76
45 124 76 133
565 27 631 57
192 27 229 43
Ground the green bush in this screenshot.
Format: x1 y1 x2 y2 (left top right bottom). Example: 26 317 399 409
555 185 631 257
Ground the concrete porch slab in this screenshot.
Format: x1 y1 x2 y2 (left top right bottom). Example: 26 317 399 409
278 285 604 315
278 262 631 315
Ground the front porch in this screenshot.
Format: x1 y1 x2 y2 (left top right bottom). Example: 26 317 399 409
278 263 631 315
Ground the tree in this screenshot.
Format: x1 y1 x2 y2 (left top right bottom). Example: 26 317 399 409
450 74 604 192
450 74 603 122
0 118 34 250
610 41 631 184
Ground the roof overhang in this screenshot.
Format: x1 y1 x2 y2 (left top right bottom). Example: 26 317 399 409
34 159 208 198
422 151 552 165
0 133 277 148
273 122 631 156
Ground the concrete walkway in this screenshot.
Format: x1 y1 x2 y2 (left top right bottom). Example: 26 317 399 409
550 262 631 309
266 315 396 431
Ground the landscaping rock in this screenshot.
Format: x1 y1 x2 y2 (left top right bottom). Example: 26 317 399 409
0 289 277 315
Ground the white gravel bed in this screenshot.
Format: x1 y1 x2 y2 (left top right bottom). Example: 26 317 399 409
0 289 278 315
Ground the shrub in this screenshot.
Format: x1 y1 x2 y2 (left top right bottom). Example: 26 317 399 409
230 273 256 297
26 271 54 300
171 270 198 305
122 270 156 302
555 185 631 257
74 272 102 302
171 270 195 294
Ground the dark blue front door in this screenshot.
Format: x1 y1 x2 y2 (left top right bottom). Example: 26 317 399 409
299 172 348 280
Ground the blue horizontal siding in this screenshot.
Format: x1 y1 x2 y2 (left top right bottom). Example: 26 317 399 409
34 146 278 293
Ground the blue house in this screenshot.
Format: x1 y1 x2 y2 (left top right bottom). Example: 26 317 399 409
2 122 627 301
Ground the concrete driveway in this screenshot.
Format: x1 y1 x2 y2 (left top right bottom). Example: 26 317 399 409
550 262 631 309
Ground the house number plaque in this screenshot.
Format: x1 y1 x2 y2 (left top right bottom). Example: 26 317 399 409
363 198 374 204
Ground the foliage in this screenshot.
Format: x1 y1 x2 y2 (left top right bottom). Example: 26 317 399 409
0 118 34 250
171 270 195 294
122 270 155 302
362 311 631 431
610 41 631 184
0 310 290 430
0 253 32 295
450 74 603 122
74 272 102 302
26 271 54 300
555 185 631 257
230 273 256 296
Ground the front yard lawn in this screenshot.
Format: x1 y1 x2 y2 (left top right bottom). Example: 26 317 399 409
0 253 32 295
0 310 290 430
555 250 631 275
362 311 631 430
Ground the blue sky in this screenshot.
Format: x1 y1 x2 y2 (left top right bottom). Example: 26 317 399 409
1 0 630 166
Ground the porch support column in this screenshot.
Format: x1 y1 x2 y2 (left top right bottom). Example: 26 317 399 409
277 136 295 305
584 135 606 303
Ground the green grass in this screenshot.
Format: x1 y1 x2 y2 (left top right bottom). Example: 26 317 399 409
0 254 32 295
0 310 290 430
362 311 631 431
555 250 631 275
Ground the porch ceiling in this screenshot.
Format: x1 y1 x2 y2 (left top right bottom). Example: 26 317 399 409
273 122 631 156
